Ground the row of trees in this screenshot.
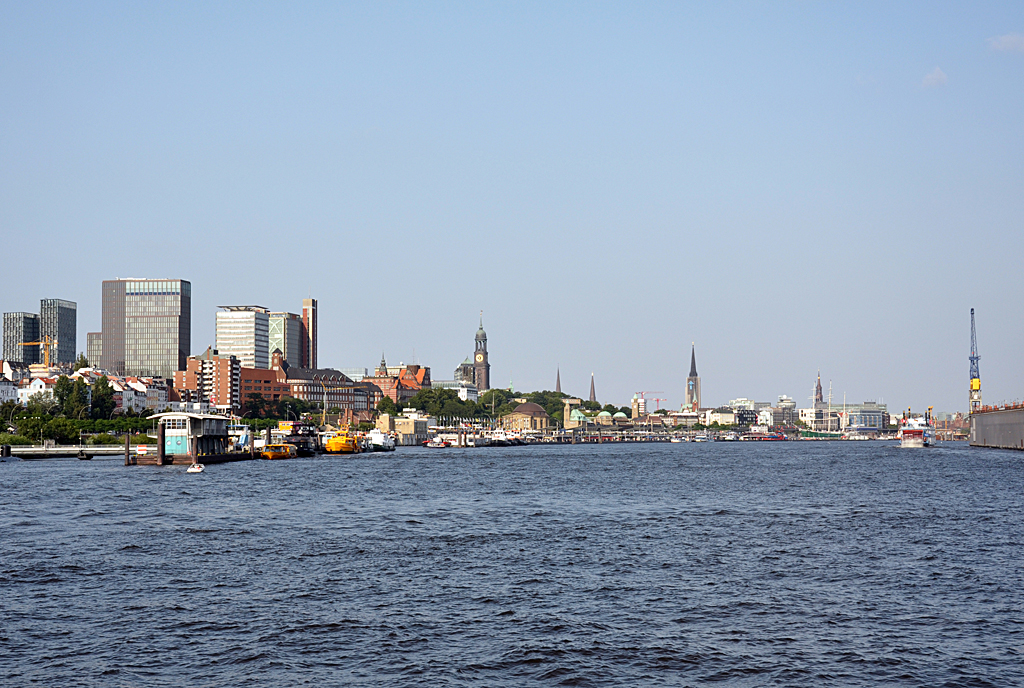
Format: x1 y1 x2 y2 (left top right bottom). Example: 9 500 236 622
1 399 157 445
377 388 635 425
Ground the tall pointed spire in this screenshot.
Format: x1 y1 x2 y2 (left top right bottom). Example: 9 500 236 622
589 373 596 403
688 343 698 378
815 370 823 404
555 368 561 394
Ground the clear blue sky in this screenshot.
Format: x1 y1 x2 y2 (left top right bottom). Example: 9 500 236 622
2 2 1022 413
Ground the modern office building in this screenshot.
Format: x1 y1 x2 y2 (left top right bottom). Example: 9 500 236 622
268 312 303 367
100 278 191 377
301 298 317 369
39 298 77 364
216 306 269 370
86 332 102 366
3 312 40 364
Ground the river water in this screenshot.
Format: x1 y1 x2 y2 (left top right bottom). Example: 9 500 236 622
1 442 1022 686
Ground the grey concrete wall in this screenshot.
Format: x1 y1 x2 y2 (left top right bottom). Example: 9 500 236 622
970 408 1024 450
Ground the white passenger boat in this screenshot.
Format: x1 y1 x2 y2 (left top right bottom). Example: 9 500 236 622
364 429 396 452
693 434 709 442
899 417 935 448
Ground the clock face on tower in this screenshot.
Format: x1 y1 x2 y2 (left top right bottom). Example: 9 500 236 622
476 353 484 363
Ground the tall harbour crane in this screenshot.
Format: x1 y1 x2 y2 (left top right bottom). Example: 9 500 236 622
969 308 982 415
19 335 58 368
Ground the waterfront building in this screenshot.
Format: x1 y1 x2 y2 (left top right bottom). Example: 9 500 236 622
728 398 771 411
173 348 242 413
268 312 303 367
502 402 550 432
454 357 474 385
302 298 317 368
17 376 58 405
216 306 269 370
100 278 191 378
3 312 40 364
757 407 797 428
0 377 17 404
86 332 102 366
240 365 292 408
685 345 701 412
839 401 889 432
777 395 796 410
39 298 76 365
377 413 430 446
2 359 32 382
339 367 368 382
432 379 479 402
364 354 430 405
562 398 585 429
631 393 647 419
269 350 369 412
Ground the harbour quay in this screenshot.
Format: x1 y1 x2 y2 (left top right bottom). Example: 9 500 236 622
970 406 1024 451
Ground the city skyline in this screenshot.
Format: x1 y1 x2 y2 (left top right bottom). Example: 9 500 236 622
2 4 1022 411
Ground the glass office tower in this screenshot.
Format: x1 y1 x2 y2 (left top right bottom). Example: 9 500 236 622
215 307 269 370
39 298 77 364
2 312 40 364
101 279 191 377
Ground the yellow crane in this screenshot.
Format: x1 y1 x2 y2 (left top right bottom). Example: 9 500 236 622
18 335 58 368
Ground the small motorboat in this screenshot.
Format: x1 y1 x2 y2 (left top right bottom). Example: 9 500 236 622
186 463 205 473
425 437 449 448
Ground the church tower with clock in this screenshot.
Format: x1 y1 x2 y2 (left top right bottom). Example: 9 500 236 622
473 314 490 391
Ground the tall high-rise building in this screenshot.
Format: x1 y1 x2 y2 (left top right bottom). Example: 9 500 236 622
268 312 303 366
301 298 317 369
39 298 77 364
216 306 269 370
685 344 701 412
86 332 102 366
473 314 490 391
101 279 191 377
3 312 40 364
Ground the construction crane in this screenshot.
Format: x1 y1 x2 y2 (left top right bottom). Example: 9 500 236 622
18 335 58 368
651 398 668 411
634 391 664 416
969 308 982 415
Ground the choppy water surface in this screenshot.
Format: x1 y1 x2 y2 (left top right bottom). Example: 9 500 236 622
2 442 1022 686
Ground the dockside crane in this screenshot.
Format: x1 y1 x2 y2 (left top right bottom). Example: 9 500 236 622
969 308 982 415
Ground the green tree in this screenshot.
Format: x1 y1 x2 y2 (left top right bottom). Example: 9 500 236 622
601 404 619 415
25 391 58 416
581 400 601 411
91 376 116 420
66 378 90 418
73 353 89 372
243 393 268 418
44 418 79 444
376 396 398 416
52 375 73 413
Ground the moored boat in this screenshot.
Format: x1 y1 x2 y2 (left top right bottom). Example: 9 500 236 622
261 444 298 460
364 429 396 452
323 431 360 454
